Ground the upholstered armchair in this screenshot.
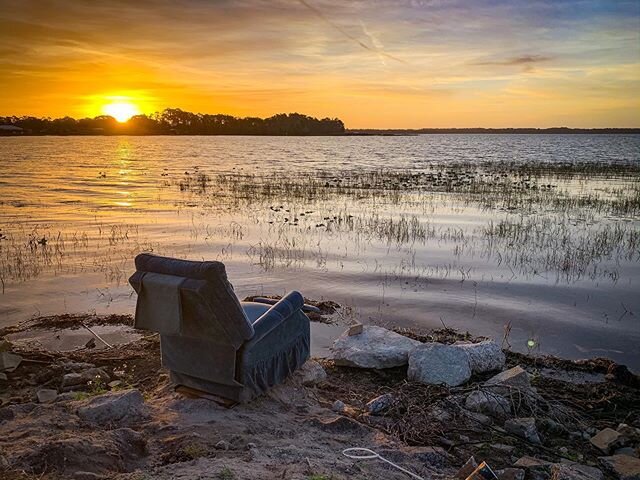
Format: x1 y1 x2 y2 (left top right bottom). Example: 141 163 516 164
129 253 310 402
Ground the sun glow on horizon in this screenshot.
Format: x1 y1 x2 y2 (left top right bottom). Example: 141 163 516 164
102 101 140 122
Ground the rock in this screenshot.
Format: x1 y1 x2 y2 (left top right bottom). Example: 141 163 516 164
505 418 542 444
462 409 493 425
366 393 395 415
538 418 565 435
108 380 122 389
492 444 516 453
514 457 553 480
77 389 147 425
599 455 640 480
347 323 363 336
297 360 327 386
61 361 96 371
246 442 257 449
551 463 604 480
614 448 638 458
37 388 58 403
0 351 22 372
591 428 624 454
408 343 472 387
465 390 511 418
496 468 525 480
332 400 346 413
331 326 421 368
215 440 230 451
73 472 107 480
61 368 110 389
430 406 452 422
484 366 531 393
456 456 478 479
456 340 506 373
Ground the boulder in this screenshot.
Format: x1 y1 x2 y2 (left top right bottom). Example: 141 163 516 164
551 463 604 480
598 455 640 480
366 393 395 415
77 389 147 425
485 366 531 393
297 360 327 386
456 340 506 373
505 418 542 444
331 326 421 369
465 390 511 418
591 428 624 454
408 343 472 386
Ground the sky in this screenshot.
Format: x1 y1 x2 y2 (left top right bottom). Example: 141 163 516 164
0 0 639 128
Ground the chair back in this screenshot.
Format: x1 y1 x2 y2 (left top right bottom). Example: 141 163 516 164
129 253 254 348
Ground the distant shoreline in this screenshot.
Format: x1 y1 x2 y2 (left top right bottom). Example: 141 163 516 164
346 127 640 135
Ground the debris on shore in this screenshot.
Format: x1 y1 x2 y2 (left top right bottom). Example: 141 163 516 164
0 311 638 480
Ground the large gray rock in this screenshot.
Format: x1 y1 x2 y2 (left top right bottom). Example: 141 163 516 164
408 343 472 387
505 417 542 444
77 389 147 425
465 390 511 418
331 326 421 369
456 340 505 373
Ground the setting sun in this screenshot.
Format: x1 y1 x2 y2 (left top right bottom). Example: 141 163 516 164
102 101 140 122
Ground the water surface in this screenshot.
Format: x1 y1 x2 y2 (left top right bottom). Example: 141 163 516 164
1 135 638 367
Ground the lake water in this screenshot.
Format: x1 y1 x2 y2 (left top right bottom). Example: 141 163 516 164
1 135 639 368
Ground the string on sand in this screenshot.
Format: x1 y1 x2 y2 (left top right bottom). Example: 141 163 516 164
342 447 425 479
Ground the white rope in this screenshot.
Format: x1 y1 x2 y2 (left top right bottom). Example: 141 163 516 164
342 447 425 480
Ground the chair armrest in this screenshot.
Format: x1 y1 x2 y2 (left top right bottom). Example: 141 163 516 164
247 291 304 345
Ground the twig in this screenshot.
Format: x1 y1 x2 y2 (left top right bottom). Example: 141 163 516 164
80 322 113 349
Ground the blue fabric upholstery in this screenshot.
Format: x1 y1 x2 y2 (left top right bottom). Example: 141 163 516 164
129 253 310 402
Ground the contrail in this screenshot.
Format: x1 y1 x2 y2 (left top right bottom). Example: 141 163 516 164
298 0 406 64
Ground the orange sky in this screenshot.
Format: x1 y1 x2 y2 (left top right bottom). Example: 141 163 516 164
0 0 639 128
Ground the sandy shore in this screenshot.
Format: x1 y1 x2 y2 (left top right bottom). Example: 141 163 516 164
0 312 638 480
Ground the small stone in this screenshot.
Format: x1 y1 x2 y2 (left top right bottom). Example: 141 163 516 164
614 447 638 458
559 447 569 455
246 442 257 449
598 455 640 480
492 444 516 453
332 400 346 413
551 463 604 480
484 366 531 393
332 326 421 368
366 393 395 415
77 389 147 425
36 388 58 403
297 360 327 386
514 456 552 468
590 428 623 454
465 390 511 418
108 380 122 389
408 343 472 387
505 418 542 444
462 409 493 425
456 340 506 373
215 440 230 451
347 323 363 336
496 468 525 480
62 372 84 387
73 472 107 480
456 456 478 479
0 352 22 372
0 372 7 381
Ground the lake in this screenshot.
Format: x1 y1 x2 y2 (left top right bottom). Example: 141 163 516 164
1 135 639 368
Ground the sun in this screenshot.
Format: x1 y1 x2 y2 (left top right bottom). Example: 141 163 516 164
102 101 140 123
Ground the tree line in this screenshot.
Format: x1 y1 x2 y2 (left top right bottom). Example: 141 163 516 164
0 109 346 136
